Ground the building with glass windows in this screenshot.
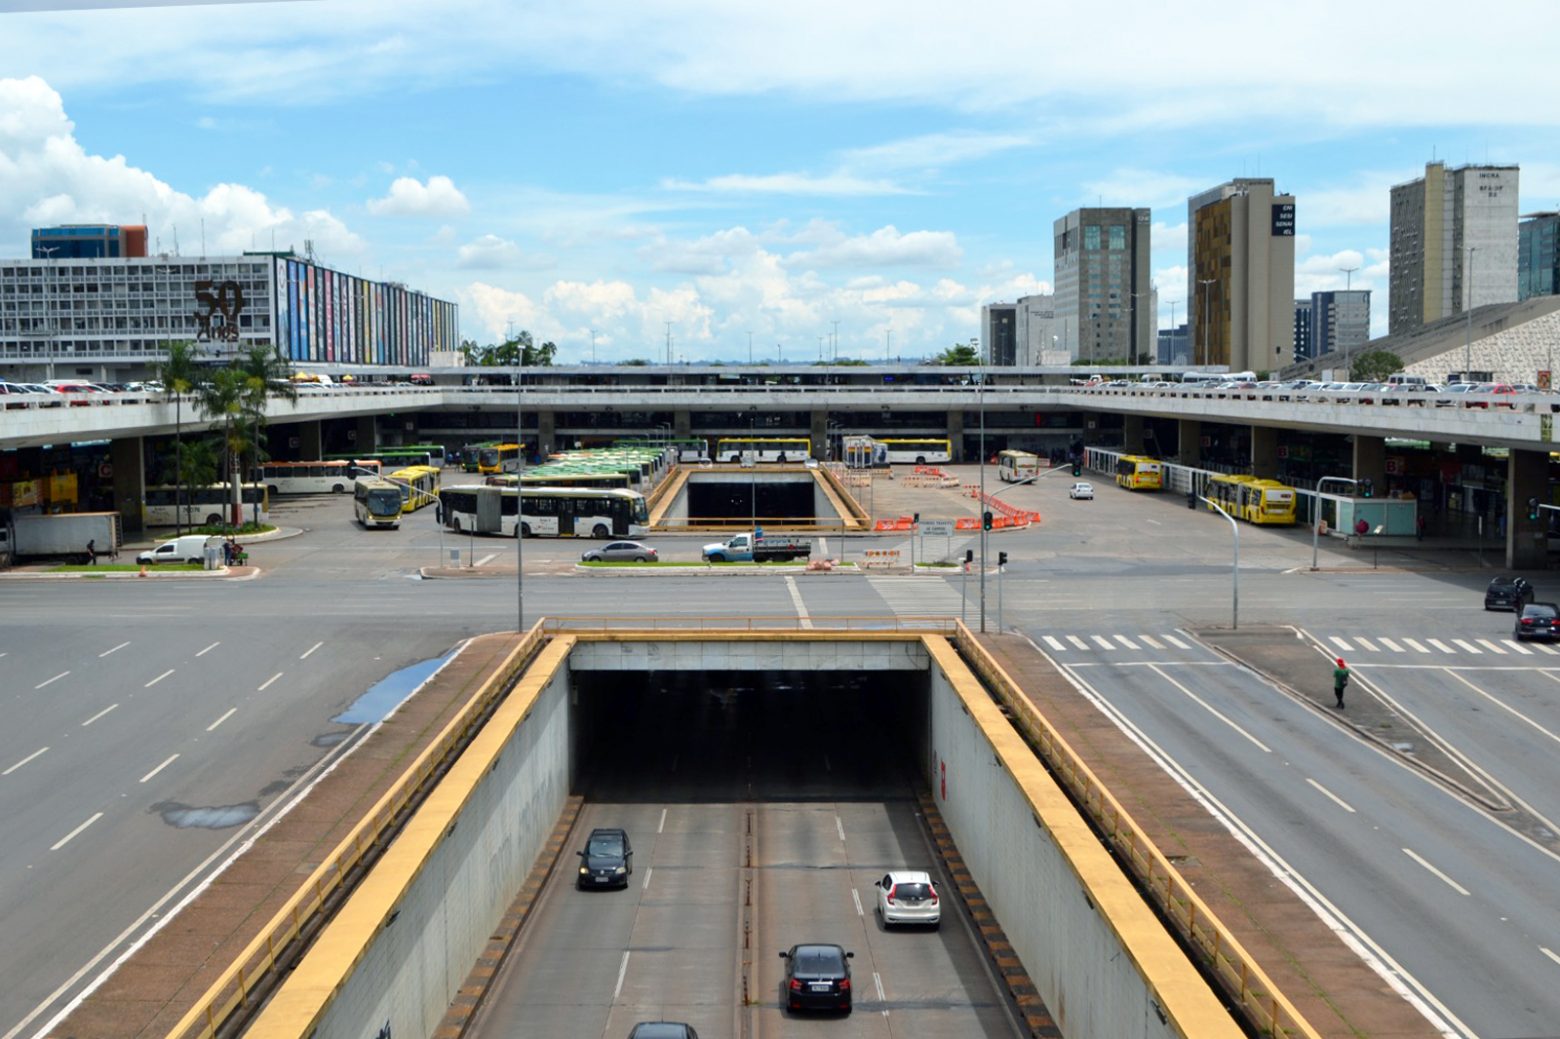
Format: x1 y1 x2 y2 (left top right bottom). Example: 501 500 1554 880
32 224 148 260
1519 211 1559 301
1388 162 1518 334
1052 208 1152 364
1292 300 1312 361
1309 290 1371 361
1186 178 1296 372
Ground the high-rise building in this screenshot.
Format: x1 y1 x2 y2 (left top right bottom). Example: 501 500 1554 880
1186 178 1296 371
1157 323 1189 365
1012 293 1057 366
1309 290 1371 360
1519 212 1560 301
1052 208 1152 363
981 302 1017 365
1388 161 1518 334
32 224 148 259
1293 300 1312 361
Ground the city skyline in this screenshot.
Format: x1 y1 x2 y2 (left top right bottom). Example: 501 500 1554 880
1 1 1558 362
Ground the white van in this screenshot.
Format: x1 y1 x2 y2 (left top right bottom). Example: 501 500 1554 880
1386 374 1428 389
136 534 217 565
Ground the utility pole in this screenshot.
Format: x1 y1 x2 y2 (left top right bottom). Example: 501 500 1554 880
831 319 839 361
747 330 753 365
1464 247 1476 381
589 328 597 364
664 321 673 365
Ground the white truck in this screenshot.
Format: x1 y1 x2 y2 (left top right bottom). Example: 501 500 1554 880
701 531 812 563
0 511 123 566
137 534 220 565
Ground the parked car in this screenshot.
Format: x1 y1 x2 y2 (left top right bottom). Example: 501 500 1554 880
1068 482 1094 500
1484 575 1534 611
873 871 940 928
576 827 632 889
1514 602 1560 641
779 943 854 1013
626 1025 698 1039
581 540 659 563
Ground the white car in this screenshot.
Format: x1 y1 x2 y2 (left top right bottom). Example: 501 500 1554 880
1069 482 1094 500
873 870 940 928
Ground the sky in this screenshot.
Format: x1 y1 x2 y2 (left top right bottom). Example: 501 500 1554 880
1 0 1558 363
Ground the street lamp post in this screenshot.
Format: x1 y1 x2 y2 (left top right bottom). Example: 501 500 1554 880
1197 278 1216 368
1311 476 1359 570
516 361 524 634
1464 247 1476 381
978 362 988 632
37 245 59 381
1201 496 1240 629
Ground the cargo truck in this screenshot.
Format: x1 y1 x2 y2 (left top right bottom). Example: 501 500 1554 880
0 511 122 566
701 531 812 563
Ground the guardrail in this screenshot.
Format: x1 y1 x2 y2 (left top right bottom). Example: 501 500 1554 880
541 615 957 633
951 623 1323 1039
166 623 551 1039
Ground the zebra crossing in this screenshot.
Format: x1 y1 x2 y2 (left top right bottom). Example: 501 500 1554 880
1038 632 1193 654
866 575 968 616
1323 633 1560 658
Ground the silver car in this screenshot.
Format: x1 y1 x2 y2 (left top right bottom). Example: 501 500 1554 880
581 540 659 563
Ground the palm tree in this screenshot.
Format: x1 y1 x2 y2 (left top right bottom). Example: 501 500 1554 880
193 366 251 526
235 345 297 525
156 341 205 536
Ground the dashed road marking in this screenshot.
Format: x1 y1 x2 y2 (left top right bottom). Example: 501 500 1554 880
3 746 48 776
51 812 104 851
206 707 237 732
98 641 130 658
139 754 179 783
81 704 118 727
1403 848 1469 896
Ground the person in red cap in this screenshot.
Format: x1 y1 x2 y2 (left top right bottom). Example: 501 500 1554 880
1332 657 1350 708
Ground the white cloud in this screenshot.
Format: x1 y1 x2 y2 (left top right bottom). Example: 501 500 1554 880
457 233 521 269
785 225 962 269
840 131 1031 173
367 174 469 217
662 172 911 197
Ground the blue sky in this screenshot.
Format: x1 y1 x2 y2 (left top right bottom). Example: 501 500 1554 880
1 0 1557 362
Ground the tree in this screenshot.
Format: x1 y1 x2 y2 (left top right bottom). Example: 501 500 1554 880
931 344 980 366
1350 349 1404 383
193 347 295 525
235 345 297 523
156 340 206 536
461 331 557 367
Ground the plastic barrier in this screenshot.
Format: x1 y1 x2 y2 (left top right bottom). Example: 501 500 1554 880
860 549 902 570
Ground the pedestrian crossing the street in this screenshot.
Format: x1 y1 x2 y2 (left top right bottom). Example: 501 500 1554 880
1324 633 1559 658
866 575 968 617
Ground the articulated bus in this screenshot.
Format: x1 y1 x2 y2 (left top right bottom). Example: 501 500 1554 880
714 436 812 464
388 464 442 512
477 442 523 474
144 484 269 527
487 472 636 491
258 460 378 495
998 449 1042 483
1115 455 1164 491
354 477 404 529
879 437 952 465
437 484 649 539
1205 474 1297 525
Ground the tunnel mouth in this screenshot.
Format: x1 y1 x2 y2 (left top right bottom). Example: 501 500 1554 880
661 470 850 530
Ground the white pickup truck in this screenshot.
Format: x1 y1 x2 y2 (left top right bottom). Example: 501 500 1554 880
701 531 812 563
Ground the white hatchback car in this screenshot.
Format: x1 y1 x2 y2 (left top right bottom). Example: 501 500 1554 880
873 871 940 928
1068 482 1094 500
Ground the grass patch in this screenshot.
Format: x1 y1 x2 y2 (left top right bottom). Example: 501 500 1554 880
49 562 205 573
186 522 275 536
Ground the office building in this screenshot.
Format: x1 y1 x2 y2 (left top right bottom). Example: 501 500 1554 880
1053 208 1152 363
1157 323 1189 365
1309 290 1371 361
1388 161 1518 334
981 302 1017 365
1519 212 1559 301
32 224 148 260
1187 178 1296 372
1013 293 1059 365
1293 300 1312 361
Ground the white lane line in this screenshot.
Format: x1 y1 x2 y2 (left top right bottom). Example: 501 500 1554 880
1160 633 1188 649
873 971 887 1017
1402 848 1469 896
657 808 667 834
81 703 119 727
835 814 846 842
206 707 237 732
3 746 49 776
1148 665 1270 753
1354 636 1379 652
1042 635 1066 652
784 576 814 630
1090 635 1114 650
1450 672 1560 750
642 867 653 892
1329 636 1355 653
1475 639 1507 655
1543 947 1560 967
475 552 497 567
1306 778 1356 813
139 754 179 784
98 641 130 658
1426 638 1455 654
144 669 174 688
1451 639 1482 654
35 671 69 690
257 672 283 692
1113 634 1140 650
1066 635 1089 650
299 641 324 660
195 641 220 657
1139 634 1163 649
613 951 630 1000
51 812 104 851
1402 637 1430 653
1533 642 1560 656
1377 636 1404 653
851 888 864 917
1506 640 1534 655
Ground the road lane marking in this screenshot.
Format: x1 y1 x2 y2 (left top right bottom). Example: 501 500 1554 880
1402 637 1430 653
1329 636 1354 652
1475 639 1506 655
1451 672 1560 749
1160 633 1188 649
851 888 863 917
1306 778 1356 813
873 971 887 1017
98 641 130 658
1139 634 1163 649
1402 848 1469 895
1113 634 1140 650
51 812 104 851
642 867 653 891
1377 636 1403 652
1506 640 1533 655
1543 947 1560 967
195 641 220 657
35 671 69 690
3 746 49 776
1354 636 1379 651
139 754 179 783
1451 639 1481 654
1148 665 1270 753
613 951 630 1000
1090 635 1113 650
657 808 667 834
475 552 497 567
144 669 174 688
1533 642 1560 656
784 577 814 629
81 704 119 727
835 815 846 842
206 708 237 732
1042 635 1066 652
1066 635 1088 649
257 672 283 692
299 641 324 660
1426 638 1455 653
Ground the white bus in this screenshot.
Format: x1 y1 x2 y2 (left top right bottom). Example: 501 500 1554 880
997 449 1042 483
437 484 649 539
143 484 269 528
257 460 379 495
713 437 812 464
878 437 952 465
354 476 404 529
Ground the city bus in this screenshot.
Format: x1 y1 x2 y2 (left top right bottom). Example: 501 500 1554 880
353 476 404 529
437 484 649 538
1205 474 1297 525
477 442 523 474
144 484 269 527
398 442 446 466
258 460 377 495
1115 455 1164 491
614 437 710 463
461 440 501 473
714 436 812 464
879 437 952 465
486 472 636 491
388 464 441 512
997 449 1042 483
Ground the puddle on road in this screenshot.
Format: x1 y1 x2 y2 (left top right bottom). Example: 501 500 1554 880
152 801 261 829
332 651 455 725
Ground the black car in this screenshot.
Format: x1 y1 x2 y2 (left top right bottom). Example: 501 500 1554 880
780 943 854 1013
626 1024 698 1039
1484 575 1535 611
1514 602 1560 640
577 827 632 888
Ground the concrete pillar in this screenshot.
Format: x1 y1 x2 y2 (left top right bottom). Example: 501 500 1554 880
1122 414 1146 454
1250 425 1279 478
1177 419 1203 466
536 411 556 459
111 436 145 535
1507 449 1550 569
297 420 322 461
810 409 829 461
354 416 377 455
947 409 966 462
1351 434 1386 491
673 409 692 437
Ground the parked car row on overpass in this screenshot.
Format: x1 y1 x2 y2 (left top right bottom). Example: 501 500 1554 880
1074 378 1560 411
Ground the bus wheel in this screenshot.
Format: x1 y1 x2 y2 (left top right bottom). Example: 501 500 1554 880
915 456 926 464
332 484 345 493
205 513 221 525
592 523 609 539
452 517 462 532
267 485 280 498
520 523 532 538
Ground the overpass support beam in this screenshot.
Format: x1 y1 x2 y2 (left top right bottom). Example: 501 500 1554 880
1122 414 1146 455
111 436 145 535
1508 449 1550 569
672 409 691 438
1177 420 1203 466
947 409 965 462
536 411 555 458
354 416 377 455
1351 435 1386 492
810 409 829 462
298 420 322 461
1250 426 1279 478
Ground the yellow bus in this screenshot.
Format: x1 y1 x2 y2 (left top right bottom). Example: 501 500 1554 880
476 442 522 474
997 449 1042 483
1206 474 1297 525
1115 455 1164 491
388 464 441 512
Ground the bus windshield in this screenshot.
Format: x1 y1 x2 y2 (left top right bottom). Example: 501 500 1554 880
478 447 500 469
364 487 402 516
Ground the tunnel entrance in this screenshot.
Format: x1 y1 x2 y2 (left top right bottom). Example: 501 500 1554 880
685 478 817 525
570 669 930 803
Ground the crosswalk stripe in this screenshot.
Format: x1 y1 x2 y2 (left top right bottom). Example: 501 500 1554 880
1355 636 1379 652
1161 634 1188 649
1329 636 1355 653
1505 641 1533 655
1067 635 1089 650
1043 635 1066 652
1377 636 1404 652
1427 639 1455 653
1402 638 1430 653
1114 634 1140 650
1532 642 1560 656
1090 635 1114 650
1475 639 1507 655
1139 634 1164 649
1452 639 1482 654
867 575 965 616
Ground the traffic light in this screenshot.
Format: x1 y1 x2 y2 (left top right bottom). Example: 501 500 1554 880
1529 497 1541 522
998 551 1008 568
1071 460 1082 477
982 510 993 531
964 549 974 564
1361 478 1374 498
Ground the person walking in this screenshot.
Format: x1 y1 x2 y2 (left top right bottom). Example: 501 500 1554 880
85 538 96 566
1416 513 1426 541
1333 657 1350 709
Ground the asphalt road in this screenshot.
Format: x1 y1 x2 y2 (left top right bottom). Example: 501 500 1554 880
3 479 1558 1039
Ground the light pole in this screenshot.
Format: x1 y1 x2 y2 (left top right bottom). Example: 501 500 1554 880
516 358 524 634
37 245 59 381
1311 476 1358 570
832 320 840 362
978 360 988 632
1197 278 1216 368
747 331 754 365
1464 247 1476 382
1201 496 1239 629
589 328 597 364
